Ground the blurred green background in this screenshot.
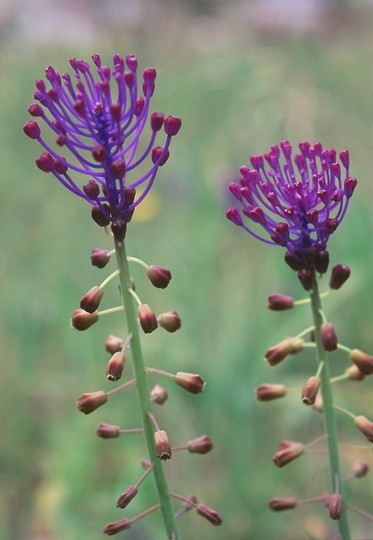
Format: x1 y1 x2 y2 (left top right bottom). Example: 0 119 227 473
2 0 373 538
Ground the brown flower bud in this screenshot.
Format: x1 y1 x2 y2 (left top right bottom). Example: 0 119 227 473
91 248 111 269
349 348 373 375
329 264 351 290
138 304 158 334
146 265 172 288
174 372 205 394
103 518 131 535
105 334 124 354
158 310 182 333
265 338 303 366
106 351 126 382
321 322 338 351
312 392 323 412
354 415 373 443
301 376 321 405
297 268 314 290
154 430 172 460
116 485 138 509
327 493 342 520
96 423 120 439
255 383 287 401
267 294 294 311
196 503 223 526
80 286 104 313
150 384 168 405
77 391 107 414
70 309 99 331
268 497 298 511
187 435 213 454
272 440 304 467
344 364 365 381
352 461 369 478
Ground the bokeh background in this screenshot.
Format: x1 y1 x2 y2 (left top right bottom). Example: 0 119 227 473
2 0 373 538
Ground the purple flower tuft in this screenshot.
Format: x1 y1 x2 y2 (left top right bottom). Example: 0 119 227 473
24 54 181 234
227 141 357 272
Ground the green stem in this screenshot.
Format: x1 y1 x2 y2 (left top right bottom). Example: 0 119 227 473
114 238 180 540
309 278 352 540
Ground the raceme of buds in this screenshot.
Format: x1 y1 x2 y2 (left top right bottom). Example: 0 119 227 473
272 440 304 468
187 435 214 454
329 264 351 290
80 286 104 313
77 391 107 414
116 485 139 509
301 376 321 406
255 383 287 401
154 430 172 460
349 348 373 375
138 304 158 333
267 294 294 311
103 518 131 536
174 372 205 394
106 351 126 382
327 493 342 520
71 309 99 331
150 384 168 405
96 423 120 439
321 322 338 351
354 415 373 443
268 497 298 511
265 338 304 366
146 265 172 288
91 248 111 268
105 334 125 354
196 503 223 526
158 310 182 333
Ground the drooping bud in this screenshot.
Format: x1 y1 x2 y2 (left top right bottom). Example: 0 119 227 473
146 265 172 288
154 430 172 460
103 518 131 535
80 286 104 313
77 391 107 414
196 504 223 526
349 349 373 375
267 294 294 311
272 440 304 467
138 304 158 334
329 264 351 290
187 435 213 454
327 493 342 520
96 423 120 439
301 376 321 406
164 115 182 136
255 383 287 401
354 415 373 443
106 351 126 382
150 384 168 405
174 372 205 394
158 310 182 332
321 322 338 351
297 268 314 291
268 497 298 511
91 248 111 268
351 461 369 478
91 206 110 227
344 365 365 381
265 338 304 366
116 485 138 509
105 334 125 354
312 393 323 413
70 309 99 330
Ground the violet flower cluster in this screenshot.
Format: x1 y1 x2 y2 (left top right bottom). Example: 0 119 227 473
226 141 357 274
23 54 181 239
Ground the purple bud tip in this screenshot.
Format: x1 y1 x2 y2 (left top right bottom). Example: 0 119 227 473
151 112 164 132
23 121 41 139
152 146 169 165
54 158 68 175
226 208 243 226
28 103 43 117
143 67 157 85
164 115 182 136
134 97 145 116
339 149 349 168
83 180 100 199
344 177 357 198
91 145 106 162
36 152 54 172
111 158 126 178
125 54 138 72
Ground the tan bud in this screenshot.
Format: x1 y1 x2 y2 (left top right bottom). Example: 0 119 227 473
103 518 131 535
154 430 172 460
70 309 98 331
272 440 304 467
268 497 298 511
138 304 158 334
301 376 321 405
344 364 365 381
146 265 172 288
349 348 373 375
187 435 213 454
327 493 342 520
106 351 126 382
150 384 168 405
354 415 373 443
174 372 205 394
267 294 294 311
80 286 104 313
116 485 138 509
352 460 369 478
105 334 124 354
265 338 303 366
255 383 287 401
196 503 223 526
77 391 107 414
158 310 182 332
321 322 338 351
312 392 323 412
96 423 120 439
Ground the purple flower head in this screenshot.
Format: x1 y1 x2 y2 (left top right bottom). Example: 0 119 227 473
24 54 181 239
226 141 357 272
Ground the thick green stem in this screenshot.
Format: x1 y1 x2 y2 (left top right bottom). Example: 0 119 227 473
309 278 352 540
114 238 180 540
